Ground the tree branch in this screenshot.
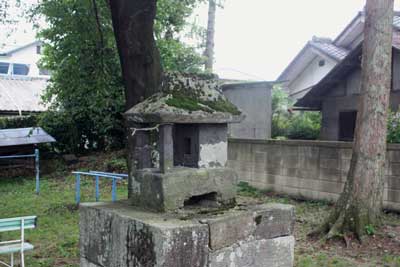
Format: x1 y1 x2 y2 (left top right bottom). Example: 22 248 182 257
91 0 105 73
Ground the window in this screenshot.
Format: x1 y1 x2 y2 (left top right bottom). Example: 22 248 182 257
339 111 357 141
12 64 29 75
0 62 9 74
36 45 41 54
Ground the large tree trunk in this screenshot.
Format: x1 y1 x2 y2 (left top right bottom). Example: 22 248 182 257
204 0 216 72
108 0 162 184
109 0 162 110
317 0 393 240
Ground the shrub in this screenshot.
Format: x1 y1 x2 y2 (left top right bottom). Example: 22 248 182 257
271 87 321 140
0 115 38 129
387 109 400 143
287 112 321 140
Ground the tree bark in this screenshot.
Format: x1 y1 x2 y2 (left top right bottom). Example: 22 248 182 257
108 0 162 110
108 1 162 184
204 0 216 72
317 0 393 240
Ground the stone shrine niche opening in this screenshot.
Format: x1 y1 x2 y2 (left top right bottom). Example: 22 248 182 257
173 124 199 168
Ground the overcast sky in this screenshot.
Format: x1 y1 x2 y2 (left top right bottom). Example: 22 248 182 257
4 0 400 81
194 0 400 81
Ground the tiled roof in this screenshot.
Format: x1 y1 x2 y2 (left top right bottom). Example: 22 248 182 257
309 39 350 61
0 127 55 147
0 75 48 113
393 15 400 29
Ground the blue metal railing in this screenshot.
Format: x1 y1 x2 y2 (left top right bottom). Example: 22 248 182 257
72 171 127 204
0 149 40 194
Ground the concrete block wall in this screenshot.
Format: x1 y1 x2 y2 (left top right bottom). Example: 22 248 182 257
228 139 400 212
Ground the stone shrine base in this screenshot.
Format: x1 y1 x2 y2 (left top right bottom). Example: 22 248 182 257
80 201 295 267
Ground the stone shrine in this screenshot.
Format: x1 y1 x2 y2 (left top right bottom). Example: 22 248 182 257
80 73 295 267
125 73 244 212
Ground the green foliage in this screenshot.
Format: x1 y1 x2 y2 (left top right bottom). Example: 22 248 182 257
382 254 400 266
155 0 206 72
104 157 128 173
296 253 352 267
387 108 400 143
33 0 205 153
158 39 205 73
287 112 321 140
271 86 321 140
0 115 38 129
237 181 262 198
365 224 376 236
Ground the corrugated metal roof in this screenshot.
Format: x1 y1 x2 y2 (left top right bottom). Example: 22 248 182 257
0 75 48 114
0 127 56 147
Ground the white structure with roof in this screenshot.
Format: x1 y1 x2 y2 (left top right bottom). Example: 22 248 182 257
278 11 400 101
0 75 48 116
0 41 49 116
0 41 49 77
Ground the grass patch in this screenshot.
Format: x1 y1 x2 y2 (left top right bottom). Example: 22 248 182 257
0 172 128 267
0 165 399 267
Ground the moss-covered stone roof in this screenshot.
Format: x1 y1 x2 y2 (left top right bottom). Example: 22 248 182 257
125 72 245 124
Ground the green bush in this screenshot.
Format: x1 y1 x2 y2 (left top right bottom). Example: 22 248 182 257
0 115 38 129
387 109 400 143
271 87 321 140
287 112 321 140
38 110 125 154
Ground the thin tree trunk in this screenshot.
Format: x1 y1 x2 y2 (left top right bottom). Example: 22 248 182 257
204 0 216 72
108 0 162 187
316 0 393 240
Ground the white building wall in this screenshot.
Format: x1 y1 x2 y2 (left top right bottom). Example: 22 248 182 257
0 42 46 77
288 56 336 99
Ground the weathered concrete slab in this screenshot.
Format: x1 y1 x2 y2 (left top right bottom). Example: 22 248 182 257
80 201 296 267
80 202 209 267
209 236 295 267
251 203 295 240
204 210 256 250
204 203 295 250
129 168 237 212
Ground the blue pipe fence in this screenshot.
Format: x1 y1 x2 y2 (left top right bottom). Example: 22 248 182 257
0 149 40 194
73 171 128 204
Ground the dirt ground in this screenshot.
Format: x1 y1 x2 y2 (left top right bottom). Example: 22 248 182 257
237 183 400 267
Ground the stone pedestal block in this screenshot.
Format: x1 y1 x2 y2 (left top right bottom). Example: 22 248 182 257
129 168 237 212
80 201 295 267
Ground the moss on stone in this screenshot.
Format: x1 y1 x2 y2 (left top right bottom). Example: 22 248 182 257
165 91 241 115
201 97 242 115
165 94 211 113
